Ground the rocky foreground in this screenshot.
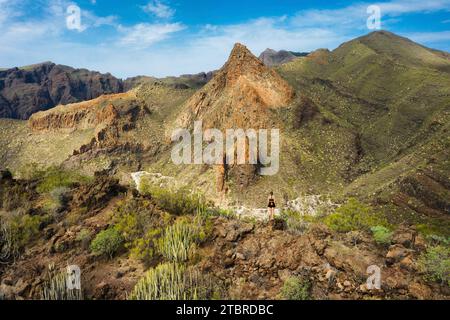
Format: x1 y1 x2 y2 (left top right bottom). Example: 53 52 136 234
0 172 448 300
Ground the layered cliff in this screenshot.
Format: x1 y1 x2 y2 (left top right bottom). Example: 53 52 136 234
0 62 123 120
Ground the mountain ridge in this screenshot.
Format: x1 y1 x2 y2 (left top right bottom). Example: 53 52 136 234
0 30 449 301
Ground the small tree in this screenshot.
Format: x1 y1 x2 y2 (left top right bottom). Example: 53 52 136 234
90 228 123 259
280 276 311 300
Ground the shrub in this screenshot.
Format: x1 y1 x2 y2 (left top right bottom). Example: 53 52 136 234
280 276 311 300
114 212 140 242
90 228 123 259
0 213 43 262
0 183 33 212
112 199 166 263
370 226 393 245
129 229 162 264
206 207 236 219
280 210 315 234
418 245 450 286
43 187 70 216
156 219 198 262
36 167 91 194
76 229 92 250
140 183 204 216
323 198 389 232
129 263 212 300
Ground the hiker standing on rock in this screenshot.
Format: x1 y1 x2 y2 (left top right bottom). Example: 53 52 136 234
267 191 276 220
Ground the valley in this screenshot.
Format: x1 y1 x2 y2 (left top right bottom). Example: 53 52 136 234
0 31 448 301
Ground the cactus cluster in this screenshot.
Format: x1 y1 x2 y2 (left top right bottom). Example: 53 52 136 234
156 220 197 262
41 264 83 300
129 262 208 300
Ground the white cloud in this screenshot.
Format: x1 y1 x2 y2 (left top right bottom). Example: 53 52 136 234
142 1 175 19
83 11 118 28
0 0 24 26
291 0 450 30
1 0 449 78
193 17 345 56
378 0 450 15
118 23 185 48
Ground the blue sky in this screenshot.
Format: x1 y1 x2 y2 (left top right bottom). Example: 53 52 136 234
1 0 449 78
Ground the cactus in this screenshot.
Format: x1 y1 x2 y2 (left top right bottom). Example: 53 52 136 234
129 262 210 300
41 264 83 300
156 220 197 262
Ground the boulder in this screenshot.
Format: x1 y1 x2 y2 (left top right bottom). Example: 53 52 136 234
392 225 416 248
386 244 413 266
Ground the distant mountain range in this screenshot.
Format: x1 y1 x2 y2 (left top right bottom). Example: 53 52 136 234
0 62 123 120
0 63 215 120
259 48 309 67
0 48 307 120
1 30 448 215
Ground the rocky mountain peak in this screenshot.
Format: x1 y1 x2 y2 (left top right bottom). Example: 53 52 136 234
221 43 269 84
173 42 294 190
176 43 294 130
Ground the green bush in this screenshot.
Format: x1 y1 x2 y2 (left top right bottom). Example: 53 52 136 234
0 182 33 212
90 228 123 259
36 167 91 194
280 276 311 300
112 199 166 263
206 207 236 219
280 210 315 234
129 263 212 300
128 229 161 263
76 229 92 250
42 187 70 215
140 183 204 216
370 226 393 245
418 245 450 286
323 198 389 232
0 213 44 261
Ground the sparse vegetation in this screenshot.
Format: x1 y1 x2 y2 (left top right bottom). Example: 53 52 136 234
36 167 92 194
90 228 123 259
140 183 204 216
323 198 389 232
0 213 45 262
0 183 33 212
280 210 315 234
112 198 166 264
370 225 393 245
156 219 198 262
280 276 311 300
129 262 213 300
418 245 450 286
41 264 83 300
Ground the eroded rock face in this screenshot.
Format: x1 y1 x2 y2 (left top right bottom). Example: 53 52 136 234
69 172 126 213
175 43 294 192
0 62 123 120
178 43 294 130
